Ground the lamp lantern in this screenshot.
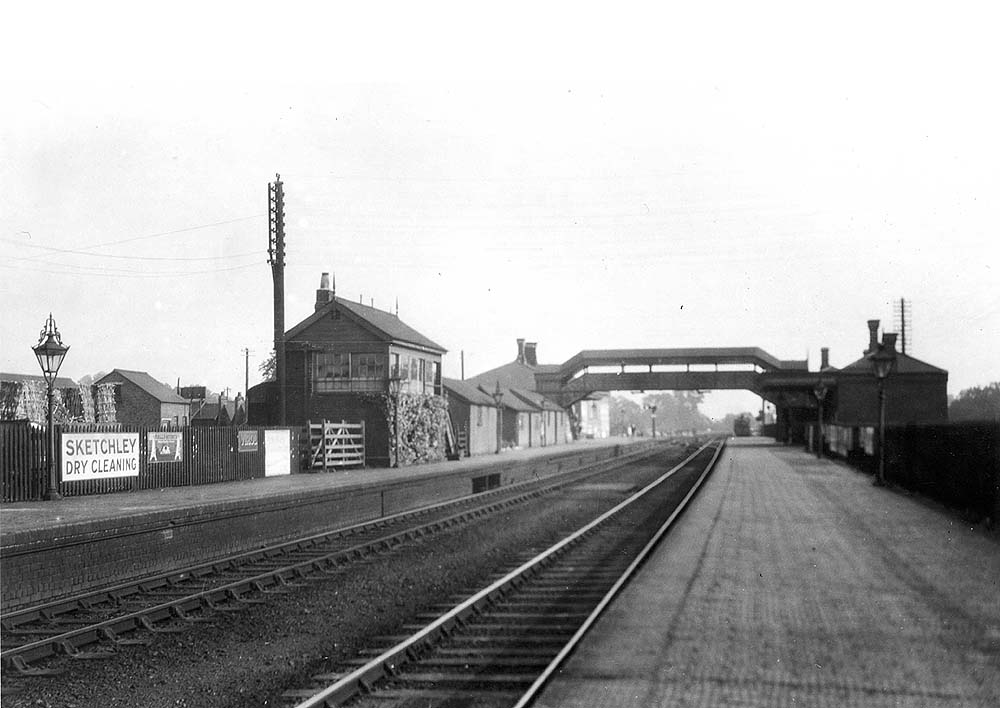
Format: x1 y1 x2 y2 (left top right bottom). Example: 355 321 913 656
33 314 69 501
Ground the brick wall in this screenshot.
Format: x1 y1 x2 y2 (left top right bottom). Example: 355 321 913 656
0 441 642 610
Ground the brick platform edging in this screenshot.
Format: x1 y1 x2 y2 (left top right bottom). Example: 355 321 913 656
1 440 657 610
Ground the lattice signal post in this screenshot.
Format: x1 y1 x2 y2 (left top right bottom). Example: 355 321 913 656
893 298 911 355
268 174 286 425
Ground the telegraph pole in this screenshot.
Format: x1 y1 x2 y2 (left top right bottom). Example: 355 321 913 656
243 347 250 396
268 174 286 425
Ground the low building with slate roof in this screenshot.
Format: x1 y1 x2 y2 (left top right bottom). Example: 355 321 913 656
442 377 499 456
96 369 190 428
464 338 608 441
831 322 948 427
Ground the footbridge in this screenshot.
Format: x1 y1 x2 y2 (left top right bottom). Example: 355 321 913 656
534 347 833 407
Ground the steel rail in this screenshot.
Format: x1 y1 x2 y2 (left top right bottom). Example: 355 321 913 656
512 436 727 707
3 442 659 631
290 437 724 708
1 441 671 674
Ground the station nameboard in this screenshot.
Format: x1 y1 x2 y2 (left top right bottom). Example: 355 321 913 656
62 432 140 481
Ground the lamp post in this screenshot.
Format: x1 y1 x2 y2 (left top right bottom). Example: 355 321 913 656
388 370 403 467
645 404 658 438
871 344 897 486
491 381 504 454
813 383 828 459
33 314 69 501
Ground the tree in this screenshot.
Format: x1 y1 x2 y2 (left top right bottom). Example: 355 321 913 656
259 351 276 382
949 382 1000 422
78 371 108 387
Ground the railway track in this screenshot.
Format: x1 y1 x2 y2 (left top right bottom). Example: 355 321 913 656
0 440 683 678
285 437 726 708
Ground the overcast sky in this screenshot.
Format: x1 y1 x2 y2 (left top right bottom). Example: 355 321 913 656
2 3 997 419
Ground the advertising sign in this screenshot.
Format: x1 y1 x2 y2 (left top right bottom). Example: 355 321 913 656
148 431 184 463
62 432 140 481
264 429 291 476
237 430 258 452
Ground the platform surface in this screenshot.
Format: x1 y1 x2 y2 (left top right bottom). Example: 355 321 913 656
536 438 1000 707
0 438 627 541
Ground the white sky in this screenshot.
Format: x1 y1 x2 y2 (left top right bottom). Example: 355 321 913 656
2 3 998 419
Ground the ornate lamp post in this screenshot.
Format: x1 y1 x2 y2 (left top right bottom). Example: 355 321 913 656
33 314 69 501
870 344 897 486
813 382 828 459
388 370 403 467
491 381 504 454
645 404 658 438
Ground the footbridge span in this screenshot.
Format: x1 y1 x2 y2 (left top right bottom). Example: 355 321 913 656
533 347 827 407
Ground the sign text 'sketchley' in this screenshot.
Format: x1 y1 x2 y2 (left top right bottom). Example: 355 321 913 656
62 432 140 481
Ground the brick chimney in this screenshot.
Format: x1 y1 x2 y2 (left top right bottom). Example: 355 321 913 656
315 272 335 311
516 338 526 364
524 342 538 367
820 347 829 370
882 333 898 352
866 319 880 354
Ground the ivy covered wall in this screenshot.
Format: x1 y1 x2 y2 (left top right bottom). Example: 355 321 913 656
382 393 450 466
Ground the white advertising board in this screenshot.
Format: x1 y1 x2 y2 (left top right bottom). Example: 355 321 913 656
264 429 290 476
62 432 140 481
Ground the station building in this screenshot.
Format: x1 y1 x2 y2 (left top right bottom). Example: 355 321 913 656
464 339 585 447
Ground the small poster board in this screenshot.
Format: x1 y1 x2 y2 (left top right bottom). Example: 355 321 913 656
237 429 259 452
148 431 183 463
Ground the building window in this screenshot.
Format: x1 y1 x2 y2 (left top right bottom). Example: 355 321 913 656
315 352 351 391
352 353 385 382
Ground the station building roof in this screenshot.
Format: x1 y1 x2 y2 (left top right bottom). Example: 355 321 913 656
442 378 496 407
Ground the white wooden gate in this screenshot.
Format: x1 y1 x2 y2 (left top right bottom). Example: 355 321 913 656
308 420 365 470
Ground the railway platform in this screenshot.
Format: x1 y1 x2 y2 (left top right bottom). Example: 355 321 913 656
535 437 1000 707
1 437 650 611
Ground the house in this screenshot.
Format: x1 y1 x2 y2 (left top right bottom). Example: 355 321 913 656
96 369 190 428
442 378 499 456
464 339 584 442
191 394 246 427
249 273 448 466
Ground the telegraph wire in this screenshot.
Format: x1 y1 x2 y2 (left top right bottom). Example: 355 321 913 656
3 238 265 262
0 260 263 279
79 214 267 250
12 214 267 265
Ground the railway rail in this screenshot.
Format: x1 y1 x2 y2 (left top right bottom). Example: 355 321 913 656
0 440 682 678
286 437 726 708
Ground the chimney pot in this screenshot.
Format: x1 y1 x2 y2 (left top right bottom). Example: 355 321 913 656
315 272 335 311
866 319 880 354
524 342 538 367
516 338 526 364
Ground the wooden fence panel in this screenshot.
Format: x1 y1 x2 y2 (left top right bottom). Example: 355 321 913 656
0 421 46 502
1 423 297 500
